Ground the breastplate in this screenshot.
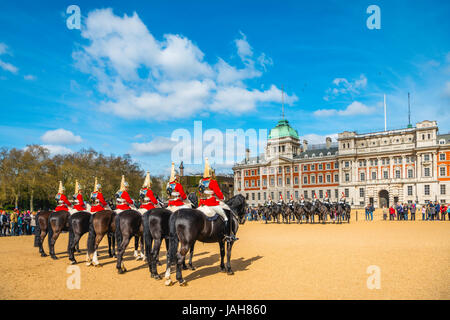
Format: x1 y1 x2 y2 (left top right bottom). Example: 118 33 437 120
168 182 180 200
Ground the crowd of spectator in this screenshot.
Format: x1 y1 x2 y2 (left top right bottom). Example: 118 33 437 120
0 209 36 236
246 207 261 221
384 201 449 221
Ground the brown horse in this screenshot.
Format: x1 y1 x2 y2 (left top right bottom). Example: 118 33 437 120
86 210 116 266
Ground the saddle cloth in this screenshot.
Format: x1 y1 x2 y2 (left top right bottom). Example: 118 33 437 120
137 208 148 215
167 201 192 213
69 208 87 215
114 205 137 214
197 202 230 221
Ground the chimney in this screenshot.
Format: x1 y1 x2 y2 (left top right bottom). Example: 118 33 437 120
179 161 184 177
326 137 332 149
303 140 308 152
245 148 250 163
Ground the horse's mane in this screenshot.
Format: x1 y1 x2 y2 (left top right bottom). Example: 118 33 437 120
226 194 246 217
188 192 198 208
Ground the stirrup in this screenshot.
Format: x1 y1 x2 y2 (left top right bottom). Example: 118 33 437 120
224 235 238 242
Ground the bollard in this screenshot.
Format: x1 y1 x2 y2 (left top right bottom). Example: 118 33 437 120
356 210 358 222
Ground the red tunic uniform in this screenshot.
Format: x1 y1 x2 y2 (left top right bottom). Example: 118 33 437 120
55 193 71 212
73 193 86 211
91 192 107 212
167 181 187 207
116 190 134 210
139 188 158 210
199 178 224 206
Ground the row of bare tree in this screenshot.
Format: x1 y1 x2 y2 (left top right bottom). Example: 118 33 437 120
0 145 165 211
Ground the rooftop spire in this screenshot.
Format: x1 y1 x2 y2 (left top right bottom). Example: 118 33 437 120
281 85 285 119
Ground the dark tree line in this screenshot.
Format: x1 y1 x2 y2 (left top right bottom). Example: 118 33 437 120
0 145 164 211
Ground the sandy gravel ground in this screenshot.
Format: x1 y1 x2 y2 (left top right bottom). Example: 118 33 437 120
0 210 448 300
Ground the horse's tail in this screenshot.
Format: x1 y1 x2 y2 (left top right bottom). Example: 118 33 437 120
115 212 122 249
34 212 41 247
168 212 179 265
67 215 75 253
87 214 96 255
47 214 53 248
142 212 152 258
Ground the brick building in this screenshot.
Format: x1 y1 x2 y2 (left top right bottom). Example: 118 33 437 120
233 118 450 208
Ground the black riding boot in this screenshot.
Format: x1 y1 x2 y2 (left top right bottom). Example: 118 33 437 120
224 219 238 242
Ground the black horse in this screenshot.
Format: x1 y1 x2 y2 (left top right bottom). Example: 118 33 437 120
338 202 351 223
67 211 92 264
166 194 246 286
47 210 70 259
314 200 329 224
142 207 174 280
281 203 294 224
34 210 51 256
265 203 282 223
115 209 144 274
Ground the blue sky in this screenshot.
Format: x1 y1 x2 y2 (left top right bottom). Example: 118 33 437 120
1 0 449 175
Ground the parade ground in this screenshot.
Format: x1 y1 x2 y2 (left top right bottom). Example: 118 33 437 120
0 211 448 300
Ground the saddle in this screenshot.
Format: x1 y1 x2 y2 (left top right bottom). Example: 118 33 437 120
198 205 219 218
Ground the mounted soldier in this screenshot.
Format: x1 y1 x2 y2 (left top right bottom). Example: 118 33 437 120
288 194 295 207
138 171 159 214
71 180 87 214
166 162 191 212
115 175 136 213
55 181 72 212
339 192 346 204
300 194 305 205
266 195 273 207
198 157 237 241
90 177 109 213
277 194 284 206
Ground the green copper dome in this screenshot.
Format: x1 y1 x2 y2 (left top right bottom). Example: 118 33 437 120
268 119 299 140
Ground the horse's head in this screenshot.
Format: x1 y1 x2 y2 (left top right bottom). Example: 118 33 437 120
226 194 246 221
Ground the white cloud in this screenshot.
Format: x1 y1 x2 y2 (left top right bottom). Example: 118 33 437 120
299 133 338 144
235 31 253 63
0 43 18 74
324 74 367 100
41 145 73 155
0 43 7 55
314 101 376 117
443 81 450 98
210 85 298 114
131 136 178 155
0 60 18 74
41 129 83 145
24 75 36 81
74 8 295 121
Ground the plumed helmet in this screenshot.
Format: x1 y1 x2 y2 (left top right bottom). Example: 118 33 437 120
58 181 65 193
120 175 128 191
142 171 151 188
203 157 211 178
169 162 179 181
